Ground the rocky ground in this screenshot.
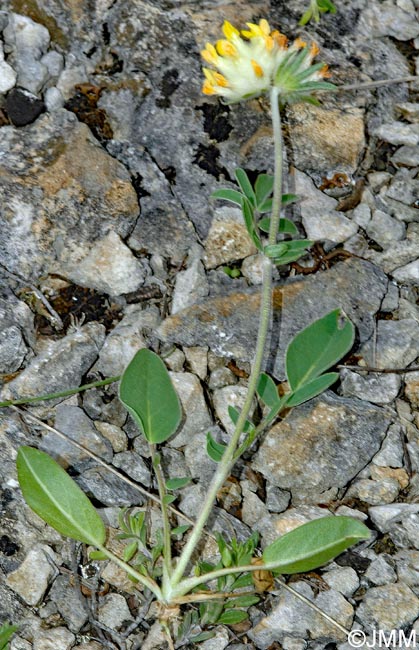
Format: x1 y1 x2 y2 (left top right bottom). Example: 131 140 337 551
1 0 419 648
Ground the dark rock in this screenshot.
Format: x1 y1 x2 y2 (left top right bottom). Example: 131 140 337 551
5 88 45 126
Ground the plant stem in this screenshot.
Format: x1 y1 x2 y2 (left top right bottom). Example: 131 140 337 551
167 87 283 600
96 544 162 599
0 376 120 408
150 445 173 583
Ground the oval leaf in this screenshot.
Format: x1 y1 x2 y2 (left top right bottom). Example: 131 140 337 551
235 168 256 205
286 309 354 392
206 432 227 462
119 349 182 444
166 477 192 491
257 372 280 408
255 173 274 207
286 372 339 407
263 516 370 574
218 609 248 625
17 447 106 546
211 188 244 206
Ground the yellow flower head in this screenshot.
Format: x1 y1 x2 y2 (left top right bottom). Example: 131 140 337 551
201 19 333 104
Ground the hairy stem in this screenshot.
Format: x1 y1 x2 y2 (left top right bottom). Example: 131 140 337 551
0 376 120 408
167 87 283 599
150 445 172 583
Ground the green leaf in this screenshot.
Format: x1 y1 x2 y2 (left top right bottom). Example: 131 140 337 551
264 243 288 259
211 188 244 206
123 541 138 562
286 372 339 407
254 173 274 208
119 348 182 444
171 524 191 536
165 477 192 490
235 168 256 205
258 217 299 236
231 573 254 590
228 595 260 608
190 632 216 643
281 193 299 206
228 405 254 433
17 447 106 546
218 609 249 625
163 494 177 505
286 309 355 392
242 197 262 251
299 8 313 25
89 550 108 560
263 516 370 574
206 432 227 462
0 624 18 650
257 373 280 408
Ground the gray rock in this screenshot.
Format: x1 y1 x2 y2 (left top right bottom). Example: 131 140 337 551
356 583 419 632
392 145 419 166
183 428 216 483
6 545 56 606
94 421 128 453
373 424 404 467
98 593 132 630
0 325 28 374
241 254 264 285
4 13 50 58
0 111 140 283
158 258 388 371
40 50 64 78
340 369 401 404
366 224 419 272
203 206 257 269
361 0 419 40
364 555 397 586
161 447 190 482
0 43 16 93
323 567 360 597
40 404 113 471
164 347 185 372
212 385 255 436
0 289 34 373
113 451 151 487
0 322 105 404
208 366 237 389
44 86 64 111
385 171 419 206
110 143 197 265
171 257 208 314
168 371 212 447
393 259 419 282
372 121 419 146
347 478 400 505
394 550 419 587
14 54 48 94
361 319 419 367
253 392 389 503
94 305 160 376
266 485 291 513
78 465 144 507
199 627 229 650
48 574 88 632
248 581 353 648
366 209 406 248
369 504 419 532
351 203 371 228
295 170 358 244
33 628 75 650
183 346 207 380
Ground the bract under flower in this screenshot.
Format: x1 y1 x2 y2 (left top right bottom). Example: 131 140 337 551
201 18 333 104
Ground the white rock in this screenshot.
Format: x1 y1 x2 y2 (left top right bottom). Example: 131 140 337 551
4 13 50 58
171 257 208 313
40 50 64 78
56 65 87 99
365 555 397 586
15 55 48 94
183 346 208 379
0 60 16 93
241 253 264 284
212 384 255 436
373 424 404 467
203 206 257 269
351 203 371 228
369 504 419 532
6 546 56 606
44 86 64 111
64 230 146 295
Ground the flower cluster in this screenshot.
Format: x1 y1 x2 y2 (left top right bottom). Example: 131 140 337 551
201 19 333 104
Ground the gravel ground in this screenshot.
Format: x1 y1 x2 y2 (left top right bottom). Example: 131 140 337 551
1 0 419 648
